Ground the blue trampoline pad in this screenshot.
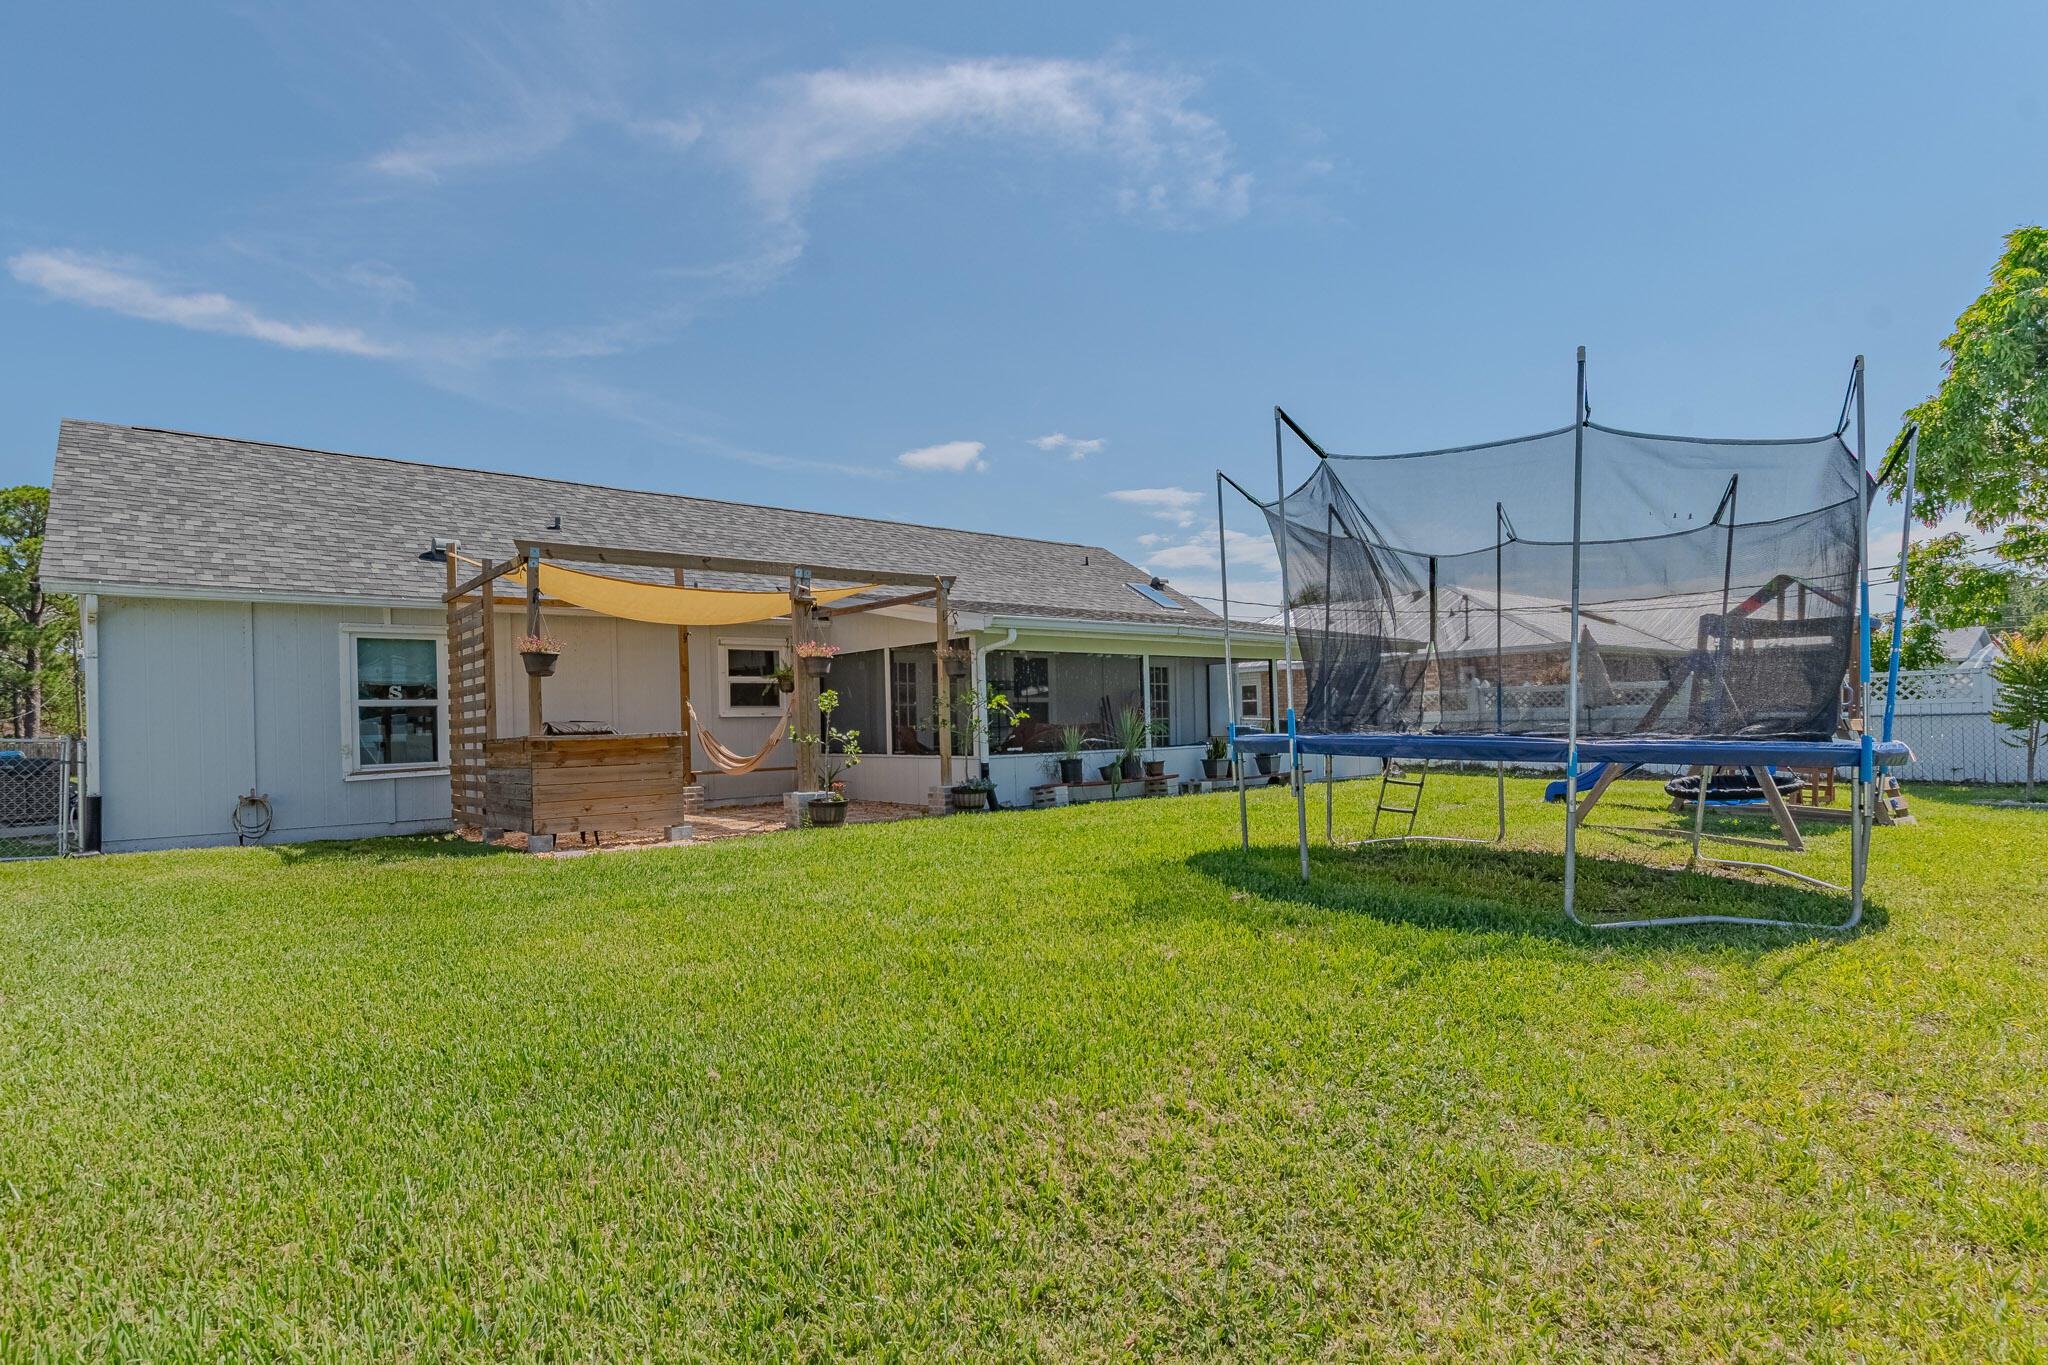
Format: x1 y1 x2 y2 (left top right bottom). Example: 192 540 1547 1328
1233 731 1912 770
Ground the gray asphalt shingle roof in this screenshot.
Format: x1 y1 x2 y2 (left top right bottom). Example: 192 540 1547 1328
42 421 1217 625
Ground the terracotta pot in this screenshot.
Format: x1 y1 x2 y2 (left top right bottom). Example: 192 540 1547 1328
1143 760 1166 779
808 797 848 827
520 650 558 678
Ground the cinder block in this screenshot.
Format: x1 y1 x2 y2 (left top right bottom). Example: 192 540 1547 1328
528 833 556 854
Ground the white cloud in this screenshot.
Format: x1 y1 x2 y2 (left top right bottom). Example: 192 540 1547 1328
1031 431 1105 460
1107 485 1203 527
720 57 1250 228
898 439 989 473
8 250 399 358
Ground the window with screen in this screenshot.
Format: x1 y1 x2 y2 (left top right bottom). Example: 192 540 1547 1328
720 642 786 716
347 631 443 773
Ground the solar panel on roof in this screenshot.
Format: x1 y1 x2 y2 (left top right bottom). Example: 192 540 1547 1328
1127 581 1184 610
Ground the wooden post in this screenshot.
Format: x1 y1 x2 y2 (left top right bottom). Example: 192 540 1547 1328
674 569 693 784
935 577 953 787
791 574 817 792
525 550 544 737
480 558 497 743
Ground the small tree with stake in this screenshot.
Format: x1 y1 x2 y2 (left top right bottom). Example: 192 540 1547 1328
1991 632 2048 802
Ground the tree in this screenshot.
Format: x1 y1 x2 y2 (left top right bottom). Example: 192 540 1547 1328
1870 619 1948 672
1901 227 2048 569
0 486 80 738
1991 632 2048 801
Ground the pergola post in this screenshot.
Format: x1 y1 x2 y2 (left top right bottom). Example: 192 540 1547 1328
791 572 818 792
674 568 693 785
525 547 544 737
935 577 954 787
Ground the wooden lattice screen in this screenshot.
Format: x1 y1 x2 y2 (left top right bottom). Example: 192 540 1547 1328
446 575 494 829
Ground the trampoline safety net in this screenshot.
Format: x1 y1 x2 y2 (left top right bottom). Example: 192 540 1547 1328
1261 421 1869 741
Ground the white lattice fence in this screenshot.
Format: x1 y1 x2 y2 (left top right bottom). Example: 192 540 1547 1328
1886 667 2028 784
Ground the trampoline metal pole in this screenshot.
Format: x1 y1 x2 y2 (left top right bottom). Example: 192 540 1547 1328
1882 426 1919 745
1274 408 1310 882
1563 347 1588 922
1218 472 1248 851
1495 503 1506 844
1853 355 1872 916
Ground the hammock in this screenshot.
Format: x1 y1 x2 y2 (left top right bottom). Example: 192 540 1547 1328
686 700 792 775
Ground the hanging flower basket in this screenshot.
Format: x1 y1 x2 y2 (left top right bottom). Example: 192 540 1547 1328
796 641 840 678
940 646 972 679
517 634 563 678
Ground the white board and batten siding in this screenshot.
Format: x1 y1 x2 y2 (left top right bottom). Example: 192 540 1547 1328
96 597 452 851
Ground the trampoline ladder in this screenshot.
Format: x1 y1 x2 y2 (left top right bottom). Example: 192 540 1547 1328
1370 762 1427 839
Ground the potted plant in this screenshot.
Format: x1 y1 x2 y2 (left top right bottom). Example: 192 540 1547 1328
950 776 995 813
1114 707 1155 781
517 632 564 678
1056 725 1086 785
796 640 840 678
798 688 861 827
773 663 796 694
1203 734 1230 780
939 643 973 680
1098 755 1124 782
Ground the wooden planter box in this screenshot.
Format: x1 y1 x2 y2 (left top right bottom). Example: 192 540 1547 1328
485 733 696 838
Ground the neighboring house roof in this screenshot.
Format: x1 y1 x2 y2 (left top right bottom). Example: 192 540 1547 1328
1937 625 2002 669
42 421 1214 626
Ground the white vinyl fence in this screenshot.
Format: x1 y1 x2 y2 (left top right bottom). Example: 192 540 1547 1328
1887 667 2032 785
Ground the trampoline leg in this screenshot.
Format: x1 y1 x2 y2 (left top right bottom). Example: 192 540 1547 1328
1563 757 1581 923
1848 768 1868 928
1234 751 1248 852
1324 754 1334 843
1689 764 1715 868
1289 712 1309 882
1494 762 1506 842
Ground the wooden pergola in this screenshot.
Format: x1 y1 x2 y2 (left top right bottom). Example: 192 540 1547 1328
443 538 958 846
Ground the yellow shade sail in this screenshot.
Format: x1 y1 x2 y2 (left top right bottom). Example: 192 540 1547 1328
529 561 876 626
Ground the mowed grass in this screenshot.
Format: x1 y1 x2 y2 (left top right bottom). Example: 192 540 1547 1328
1 777 2043 1360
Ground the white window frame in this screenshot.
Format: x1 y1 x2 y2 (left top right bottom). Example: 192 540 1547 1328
1240 678 1261 721
339 624 449 781
718 638 788 718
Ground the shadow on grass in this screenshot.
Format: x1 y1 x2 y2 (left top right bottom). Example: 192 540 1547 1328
1185 840 1886 947
264 833 510 866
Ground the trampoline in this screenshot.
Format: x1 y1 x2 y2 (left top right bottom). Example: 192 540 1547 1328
1215 350 1922 931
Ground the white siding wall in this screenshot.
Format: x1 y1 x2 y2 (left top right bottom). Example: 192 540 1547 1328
98 597 449 851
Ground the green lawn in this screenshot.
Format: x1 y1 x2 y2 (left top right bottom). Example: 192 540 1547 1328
2 776 2043 1360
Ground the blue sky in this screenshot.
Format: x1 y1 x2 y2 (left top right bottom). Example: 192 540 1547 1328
3 1 2041 614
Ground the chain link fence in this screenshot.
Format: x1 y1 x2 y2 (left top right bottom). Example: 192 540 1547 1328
1889 667 2029 785
0 737 79 859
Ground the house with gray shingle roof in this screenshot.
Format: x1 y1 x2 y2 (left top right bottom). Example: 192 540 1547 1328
43 420 1283 849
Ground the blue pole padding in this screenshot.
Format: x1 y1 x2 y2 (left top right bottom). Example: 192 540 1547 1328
1286 707 1299 769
